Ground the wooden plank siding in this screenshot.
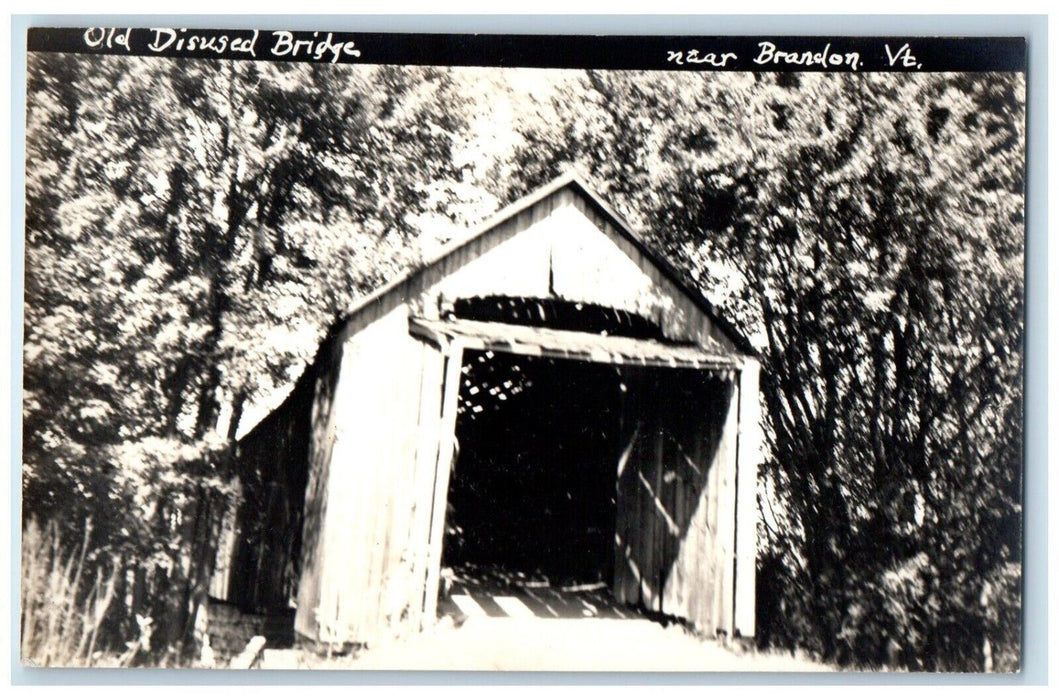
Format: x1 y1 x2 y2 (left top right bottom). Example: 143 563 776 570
209 361 322 614
218 175 759 648
421 341 465 626
292 340 345 639
733 359 762 639
332 177 749 357
293 306 450 645
612 367 740 637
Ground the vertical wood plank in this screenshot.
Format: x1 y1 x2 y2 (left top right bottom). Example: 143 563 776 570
421 340 465 625
648 419 665 612
633 372 650 608
734 360 761 639
370 338 411 639
716 379 740 638
336 338 375 643
616 368 633 606
293 344 343 641
390 342 433 636
362 348 390 642
409 343 445 631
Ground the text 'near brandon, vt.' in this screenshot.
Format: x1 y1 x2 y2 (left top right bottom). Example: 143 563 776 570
667 41 923 71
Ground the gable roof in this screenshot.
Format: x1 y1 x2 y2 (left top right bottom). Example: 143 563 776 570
333 171 756 355
237 172 755 441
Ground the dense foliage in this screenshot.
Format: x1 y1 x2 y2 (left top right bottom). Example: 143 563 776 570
23 56 1023 670
500 70 1024 671
23 54 477 660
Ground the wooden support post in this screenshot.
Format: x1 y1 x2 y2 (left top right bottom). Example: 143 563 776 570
407 343 445 634
733 359 761 639
421 340 465 625
716 375 740 639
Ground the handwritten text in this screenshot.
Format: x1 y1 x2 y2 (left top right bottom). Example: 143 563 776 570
753 42 861 71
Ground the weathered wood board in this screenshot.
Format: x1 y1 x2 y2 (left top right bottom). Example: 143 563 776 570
612 367 740 636
216 176 759 648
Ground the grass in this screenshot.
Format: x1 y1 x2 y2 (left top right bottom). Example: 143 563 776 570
20 518 120 667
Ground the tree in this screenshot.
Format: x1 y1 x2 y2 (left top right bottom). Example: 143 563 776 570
23 57 1025 669
23 53 477 658
500 69 1024 670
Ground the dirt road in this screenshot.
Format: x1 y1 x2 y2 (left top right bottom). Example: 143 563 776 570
261 576 830 672
337 615 829 672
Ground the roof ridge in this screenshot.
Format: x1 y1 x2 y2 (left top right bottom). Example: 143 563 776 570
335 171 591 321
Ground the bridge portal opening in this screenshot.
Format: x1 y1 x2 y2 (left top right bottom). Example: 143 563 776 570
441 350 624 589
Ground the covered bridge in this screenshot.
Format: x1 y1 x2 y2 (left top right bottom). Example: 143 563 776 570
208 173 762 649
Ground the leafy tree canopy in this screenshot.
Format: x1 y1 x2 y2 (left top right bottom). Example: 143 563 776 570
23 58 1024 670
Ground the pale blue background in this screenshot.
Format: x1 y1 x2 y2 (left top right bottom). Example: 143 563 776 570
9 13 1048 686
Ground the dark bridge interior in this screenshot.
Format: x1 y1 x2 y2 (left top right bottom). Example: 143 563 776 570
442 350 623 586
438 353 734 627
436 295 736 627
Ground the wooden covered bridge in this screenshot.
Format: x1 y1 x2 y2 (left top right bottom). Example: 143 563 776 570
208 173 762 649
